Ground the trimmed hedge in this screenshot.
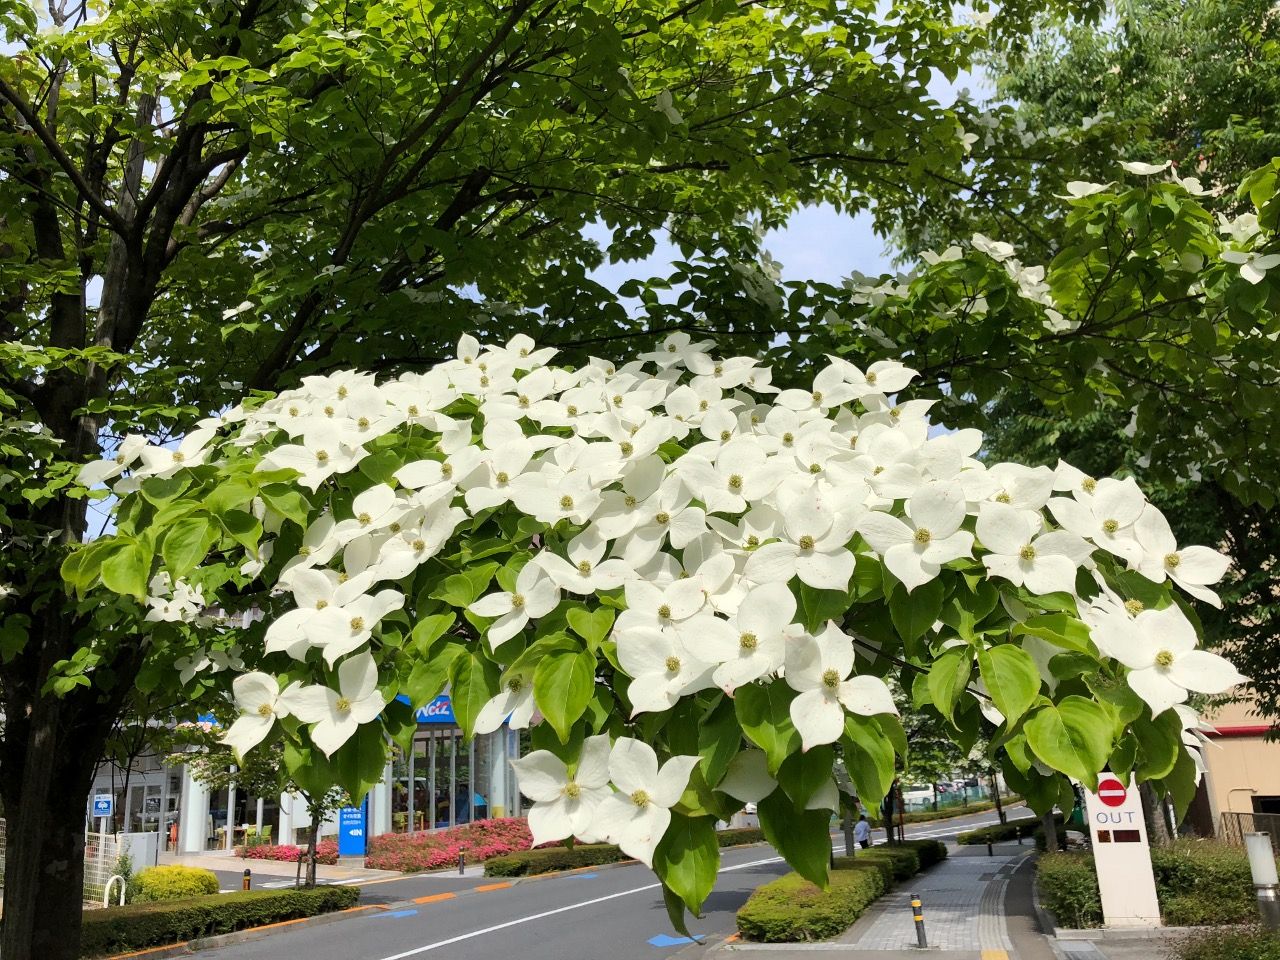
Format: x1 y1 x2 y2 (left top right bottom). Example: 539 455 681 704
869 797 1022 827
736 867 887 942
957 813 1063 845
738 838 946 942
1037 841 1262 929
81 886 359 957
1170 926 1280 960
483 827 765 877
132 865 220 903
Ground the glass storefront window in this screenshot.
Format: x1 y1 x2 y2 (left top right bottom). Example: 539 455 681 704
391 744 411 833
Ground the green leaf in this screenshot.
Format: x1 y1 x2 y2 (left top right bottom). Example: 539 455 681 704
1024 697 1114 789
219 509 263 553
139 475 191 507
926 646 972 724
1133 709 1182 782
698 696 743 787
449 652 499 739
332 718 389 803
1013 613 1093 653
654 814 719 912
430 562 499 608
977 644 1041 725
161 514 216 578
890 578 945 659
566 607 615 651
409 613 456 653
734 682 801 774
402 643 464 706
533 649 596 742
660 883 693 938
798 582 854 633
778 745 834 808
260 483 312 528
841 715 896 805
100 539 151 600
758 791 830 888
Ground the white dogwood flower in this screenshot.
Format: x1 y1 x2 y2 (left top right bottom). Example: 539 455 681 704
785 623 897 750
704 582 798 691
221 673 292 756
616 627 716 715
510 734 612 847
859 482 974 592
470 562 561 648
743 486 858 590
286 653 387 757
1133 506 1231 607
976 502 1092 595
536 528 631 595
595 739 700 867
1220 249 1280 285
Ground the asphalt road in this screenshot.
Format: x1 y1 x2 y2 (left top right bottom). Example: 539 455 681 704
197 804 1026 960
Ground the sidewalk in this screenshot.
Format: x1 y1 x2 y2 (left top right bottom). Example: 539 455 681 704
157 849 402 883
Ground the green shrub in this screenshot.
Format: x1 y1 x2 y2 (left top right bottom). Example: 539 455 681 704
832 855 894 886
80 886 359 957
860 846 920 881
958 813 1062 845
484 827 765 877
868 797 1022 827
1036 841 1267 929
132 865 220 902
897 838 948 869
1037 853 1102 928
1169 926 1280 960
736 867 886 942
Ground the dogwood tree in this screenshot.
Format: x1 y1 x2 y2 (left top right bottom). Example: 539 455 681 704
69 336 1238 927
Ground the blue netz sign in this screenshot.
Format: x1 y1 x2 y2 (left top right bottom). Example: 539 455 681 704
395 693 456 724
92 794 113 817
337 799 368 857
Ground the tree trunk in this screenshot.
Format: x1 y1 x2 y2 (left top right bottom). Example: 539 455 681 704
931 783 938 812
1040 809 1060 853
0 684 106 960
990 772 1006 824
306 821 319 888
841 808 856 857
1140 782 1173 846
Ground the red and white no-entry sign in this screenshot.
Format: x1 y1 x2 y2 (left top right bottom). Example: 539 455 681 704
1097 776 1127 808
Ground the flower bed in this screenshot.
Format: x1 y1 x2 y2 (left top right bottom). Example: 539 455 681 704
240 839 338 865
365 818 532 872
483 827 768 877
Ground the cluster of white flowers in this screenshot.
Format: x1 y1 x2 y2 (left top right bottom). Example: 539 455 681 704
85 331 1243 857
145 572 207 623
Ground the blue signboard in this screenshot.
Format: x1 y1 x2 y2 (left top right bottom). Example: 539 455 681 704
337 798 368 857
395 693 457 724
92 794 113 818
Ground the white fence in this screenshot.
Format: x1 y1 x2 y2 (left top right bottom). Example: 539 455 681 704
0 822 135 908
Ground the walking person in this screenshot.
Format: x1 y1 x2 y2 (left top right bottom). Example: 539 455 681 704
854 813 872 849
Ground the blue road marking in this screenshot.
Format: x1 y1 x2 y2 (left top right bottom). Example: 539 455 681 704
373 909 419 919
648 934 695 947
563 872 598 879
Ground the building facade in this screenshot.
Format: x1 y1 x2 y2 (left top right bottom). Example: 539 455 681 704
85 693 520 853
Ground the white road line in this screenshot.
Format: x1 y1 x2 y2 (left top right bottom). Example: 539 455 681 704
372 855 784 960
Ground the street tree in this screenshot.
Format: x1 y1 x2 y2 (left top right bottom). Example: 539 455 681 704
69 336 1238 941
0 0 1111 953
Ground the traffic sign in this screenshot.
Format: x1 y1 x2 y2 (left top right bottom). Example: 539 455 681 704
1097 776 1127 808
92 794 113 818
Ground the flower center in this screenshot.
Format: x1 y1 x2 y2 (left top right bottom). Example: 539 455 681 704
256 703 274 718
1125 599 1145 616
995 491 1011 504
577 560 592 575
337 386 349 399
665 656 681 673
358 417 370 429
624 495 637 508
727 474 743 491
620 441 634 456
506 677 523 693
798 535 815 551
808 463 821 474
657 604 672 620
511 593 526 609
480 375 490 387
171 451 186 463
560 495 574 510
914 528 932 545
811 390 823 404
655 511 671 525
720 430 731 442
782 432 794 445
496 471 509 484
699 399 708 411
1155 650 1175 668
667 344 677 352
315 599 329 609
520 347 529 357
299 546 312 557
324 405 335 417
315 450 330 463
865 371 877 385
890 407 901 420
288 406 300 417
564 781 581 799
413 539 426 551
442 463 454 478
714 364 724 376
389 522 401 533
1019 544 1036 561
408 404 420 417
350 617 365 631
1082 477 1097 494
1164 553 1181 569
335 697 352 713
739 632 758 651
566 404 579 416
518 395 530 408
745 535 760 549
358 512 372 526
630 789 651 808
822 668 841 690
114 453 126 464
872 465 884 475
614 395 624 407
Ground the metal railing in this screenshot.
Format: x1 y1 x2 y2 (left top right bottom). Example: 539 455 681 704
82 831 124 907
1220 811 1280 853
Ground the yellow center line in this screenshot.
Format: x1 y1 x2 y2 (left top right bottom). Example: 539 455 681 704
475 882 512 893
413 891 458 905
